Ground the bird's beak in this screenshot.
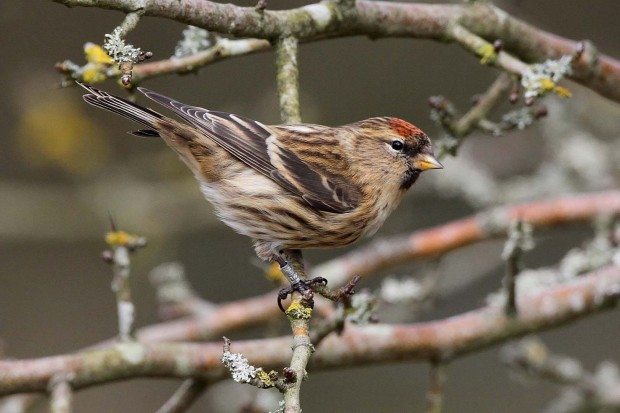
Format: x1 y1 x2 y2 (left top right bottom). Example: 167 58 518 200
412 153 443 171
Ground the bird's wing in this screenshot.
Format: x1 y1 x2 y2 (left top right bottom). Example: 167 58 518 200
269 124 362 213
138 88 361 213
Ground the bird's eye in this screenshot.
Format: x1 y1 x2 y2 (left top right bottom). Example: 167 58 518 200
391 140 404 151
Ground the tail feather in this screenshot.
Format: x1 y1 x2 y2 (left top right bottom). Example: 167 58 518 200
79 83 163 133
129 129 161 138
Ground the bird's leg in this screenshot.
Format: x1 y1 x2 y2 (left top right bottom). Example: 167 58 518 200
274 249 327 312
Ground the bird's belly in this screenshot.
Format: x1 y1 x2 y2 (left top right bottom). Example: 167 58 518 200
198 178 369 249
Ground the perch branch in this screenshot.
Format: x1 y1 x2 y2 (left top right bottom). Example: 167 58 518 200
0 264 617 395
129 191 620 344
279 251 313 413
314 190 620 288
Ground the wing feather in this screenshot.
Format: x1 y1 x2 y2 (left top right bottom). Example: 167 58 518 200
138 87 361 213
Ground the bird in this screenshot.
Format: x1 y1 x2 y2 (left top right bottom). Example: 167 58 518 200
78 84 442 308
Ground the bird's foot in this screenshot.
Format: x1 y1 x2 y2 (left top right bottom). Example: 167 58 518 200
277 277 328 312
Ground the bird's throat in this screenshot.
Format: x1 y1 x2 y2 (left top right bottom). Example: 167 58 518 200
400 168 421 190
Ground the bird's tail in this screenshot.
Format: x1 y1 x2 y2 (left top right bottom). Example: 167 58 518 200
79 83 163 138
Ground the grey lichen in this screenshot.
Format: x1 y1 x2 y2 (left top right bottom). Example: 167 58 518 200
501 108 535 130
221 348 258 384
521 55 572 100
380 277 425 305
347 290 377 324
104 27 143 63
174 26 212 58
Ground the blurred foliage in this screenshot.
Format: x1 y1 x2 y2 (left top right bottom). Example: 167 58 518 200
17 96 110 175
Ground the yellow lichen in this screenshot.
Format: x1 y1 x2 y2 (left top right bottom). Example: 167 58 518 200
82 65 106 84
256 369 274 387
477 43 497 65
553 85 572 98
539 77 556 92
539 78 571 98
265 262 286 283
84 42 114 65
105 231 136 247
285 300 313 320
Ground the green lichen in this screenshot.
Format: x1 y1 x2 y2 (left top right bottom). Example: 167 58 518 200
256 369 274 387
285 300 312 319
477 43 497 65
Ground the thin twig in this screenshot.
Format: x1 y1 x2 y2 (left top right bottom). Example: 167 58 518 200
426 361 447 413
448 24 528 75
501 220 534 316
452 73 513 137
155 379 207 413
48 375 72 413
103 224 147 341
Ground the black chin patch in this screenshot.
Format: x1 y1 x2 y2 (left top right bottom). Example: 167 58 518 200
400 168 421 190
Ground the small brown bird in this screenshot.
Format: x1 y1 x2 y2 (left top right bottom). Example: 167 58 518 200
79 84 442 306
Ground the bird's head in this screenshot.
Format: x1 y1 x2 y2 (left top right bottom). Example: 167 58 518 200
347 117 442 190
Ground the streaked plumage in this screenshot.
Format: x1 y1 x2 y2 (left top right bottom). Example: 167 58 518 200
80 84 442 261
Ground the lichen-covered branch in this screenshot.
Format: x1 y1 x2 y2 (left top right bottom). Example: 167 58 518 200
278 251 313 413
120 191 620 345
430 73 515 157
52 0 620 102
131 38 269 83
275 37 301 124
102 228 147 341
448 24 528 75
314 190 620 288
501 338 620 412
1 264 617 396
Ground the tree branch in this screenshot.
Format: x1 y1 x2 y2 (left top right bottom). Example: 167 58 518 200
1 264 617 396
52 0 620 102
275 36 301 124
313 190 620 288
131 38 270 83
118 191 620 345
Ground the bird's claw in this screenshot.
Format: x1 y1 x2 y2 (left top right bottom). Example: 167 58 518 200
277 276 328 312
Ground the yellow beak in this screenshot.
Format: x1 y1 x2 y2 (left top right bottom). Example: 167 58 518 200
412 153 443 171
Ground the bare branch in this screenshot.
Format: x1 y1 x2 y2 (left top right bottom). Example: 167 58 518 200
1 264 617 396
426 362 447 413
48 375 72 413
51 0 620 102
127 191 620 345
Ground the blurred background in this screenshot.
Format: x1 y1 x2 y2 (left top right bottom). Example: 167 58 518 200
0 0 619 411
